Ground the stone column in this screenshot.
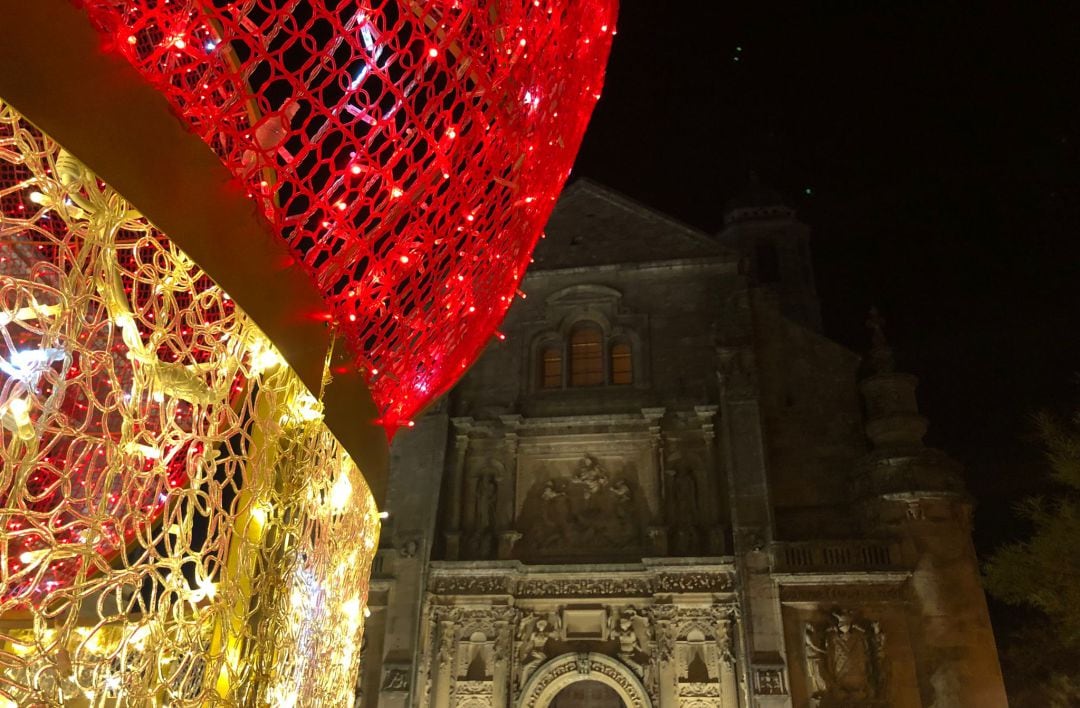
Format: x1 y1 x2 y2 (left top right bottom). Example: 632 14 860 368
443 418 472 560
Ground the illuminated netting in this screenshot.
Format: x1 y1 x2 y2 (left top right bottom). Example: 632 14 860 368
0 101 378 706
77 0 618 430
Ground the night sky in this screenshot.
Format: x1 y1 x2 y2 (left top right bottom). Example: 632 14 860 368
572 0 1080 633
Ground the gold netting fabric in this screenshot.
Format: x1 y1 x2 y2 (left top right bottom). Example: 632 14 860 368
0 100 379 706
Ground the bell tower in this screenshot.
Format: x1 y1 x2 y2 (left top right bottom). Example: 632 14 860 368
716 174 823 331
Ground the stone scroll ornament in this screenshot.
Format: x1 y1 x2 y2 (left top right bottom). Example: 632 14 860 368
75 0 619 432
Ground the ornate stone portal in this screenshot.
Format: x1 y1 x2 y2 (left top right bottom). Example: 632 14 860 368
417 562 740 708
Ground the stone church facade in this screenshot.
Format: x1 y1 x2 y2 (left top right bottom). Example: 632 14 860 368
357 180 1008 707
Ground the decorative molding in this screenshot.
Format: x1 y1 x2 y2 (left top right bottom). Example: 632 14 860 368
430 575 512 595
517 652 653 708
518 577 655 598
427 566 736 599
779 580 908 604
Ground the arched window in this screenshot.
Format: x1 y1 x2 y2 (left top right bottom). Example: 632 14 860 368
610 341 633 385
539 344 563 389
569 323 604 387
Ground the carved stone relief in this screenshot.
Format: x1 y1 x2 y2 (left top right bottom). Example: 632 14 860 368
755 667 787 696
381 666 411 692
607 606 652 679
517 455 647 560
804 608 887 706
516 611 562 689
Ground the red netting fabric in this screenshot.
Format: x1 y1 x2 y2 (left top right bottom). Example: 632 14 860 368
73 0 616 430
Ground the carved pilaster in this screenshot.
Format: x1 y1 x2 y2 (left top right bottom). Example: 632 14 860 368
432 618 457 708
695 404 726 553
642 407 666 523
499 414 523 533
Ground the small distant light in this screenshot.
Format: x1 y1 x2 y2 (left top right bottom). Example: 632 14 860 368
127 35 138 46
428 47 439 58
804 187 813 195
399 255 410 264
173 38 187 50
391 186 404 199
350 164 362 175
378 511 390 520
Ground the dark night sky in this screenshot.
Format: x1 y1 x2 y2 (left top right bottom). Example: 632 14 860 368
573 1 1080 564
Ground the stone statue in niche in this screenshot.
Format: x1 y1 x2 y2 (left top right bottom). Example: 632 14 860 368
518 455 643 558
804 609 887 706
517 612 561 687
667 466 700 555
474 474 497 531
467 474 498 558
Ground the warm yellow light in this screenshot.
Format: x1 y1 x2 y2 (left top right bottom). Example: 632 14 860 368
343 597 361 622
248 339 284 374
329 473 352 513
287 390 324 423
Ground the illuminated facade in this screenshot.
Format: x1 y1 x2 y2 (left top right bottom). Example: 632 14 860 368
363 180 1010 707
0 0 615 704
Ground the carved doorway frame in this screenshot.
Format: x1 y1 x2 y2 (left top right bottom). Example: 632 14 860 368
518 652 653 708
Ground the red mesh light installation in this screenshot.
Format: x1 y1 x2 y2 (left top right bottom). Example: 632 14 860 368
74 0 617 430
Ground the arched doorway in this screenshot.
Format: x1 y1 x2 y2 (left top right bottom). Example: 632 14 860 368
518 652 652 708
550 679 625 707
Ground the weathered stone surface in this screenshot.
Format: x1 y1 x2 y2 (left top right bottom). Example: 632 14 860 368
357 180 1007 708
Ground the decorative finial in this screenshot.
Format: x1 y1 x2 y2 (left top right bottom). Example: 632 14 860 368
866 306 895 374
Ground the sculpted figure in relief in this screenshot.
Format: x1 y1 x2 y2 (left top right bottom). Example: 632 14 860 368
608 606 651 679
804 609 887 705
517 612 561 687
